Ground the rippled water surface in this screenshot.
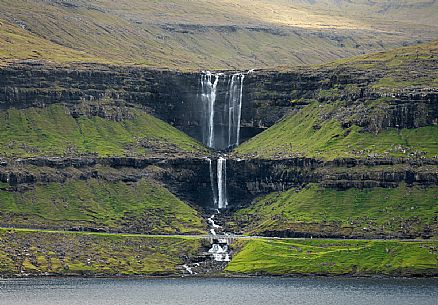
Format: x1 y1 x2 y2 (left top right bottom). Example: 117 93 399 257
0 277 437 305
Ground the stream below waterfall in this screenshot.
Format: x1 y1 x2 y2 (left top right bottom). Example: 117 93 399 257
179 209 231 274
207 210 230 262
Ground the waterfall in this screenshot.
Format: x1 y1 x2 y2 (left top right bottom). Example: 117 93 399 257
208 158 218 206
200 72 220 148
206 210 231 262
236 73 245 146
217 157 228 209
200 70 251 208
184 71 252 269
182 264 194 275
199 71 245 150
227 73 245 148
208 157 227 209
208 243 230 262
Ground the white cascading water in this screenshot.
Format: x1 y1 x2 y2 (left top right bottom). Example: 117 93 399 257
181 71 252 271
200 72 246 209
200 71 251 263
227 73 245 148
182 264 194 275
200 72 221 148
208 159 230 261
208 244 230 262
217 157 228 209
207 211 220 236
236 73 245 146
200 71 245 150
207 158 218 206
207 210 230 262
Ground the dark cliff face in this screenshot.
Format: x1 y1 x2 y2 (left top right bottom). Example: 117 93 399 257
1 156 436 211
0 63 436 139
0 63 203 139
1 63 436 148
224 157 438 208
0 157 215 209
242 69 438 134
0 64 261 147
0 61 437 213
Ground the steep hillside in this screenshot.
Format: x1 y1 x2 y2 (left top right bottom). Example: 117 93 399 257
0 94 210 233
1 0 437 69
0 179 206 234
0 40 436 241
0 102 207 158
0 2 436 279
230 183 438 238
0 19 104 66
235 102 438 160
235 41 438 160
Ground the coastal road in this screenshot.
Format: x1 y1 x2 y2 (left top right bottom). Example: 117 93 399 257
0 227 432 242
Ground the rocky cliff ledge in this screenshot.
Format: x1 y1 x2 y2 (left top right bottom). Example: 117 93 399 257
1 51 436 145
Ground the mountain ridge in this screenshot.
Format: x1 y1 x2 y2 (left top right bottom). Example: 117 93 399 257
1 0 437 69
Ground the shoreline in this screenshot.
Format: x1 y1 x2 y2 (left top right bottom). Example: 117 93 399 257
1 229 437 279
1 273 438 280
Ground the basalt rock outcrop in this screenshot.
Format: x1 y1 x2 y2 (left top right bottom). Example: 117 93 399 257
1 155 436 211
1 61 436 144
0 157 214 209
223 157 438 207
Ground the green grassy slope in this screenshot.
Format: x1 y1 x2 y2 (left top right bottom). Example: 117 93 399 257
0 104 207 158
232 184 438 238
1 0 436 69
226 239 438 276
234 102 438 160
0 228 203 276
0 19 105 66
0 179 206 234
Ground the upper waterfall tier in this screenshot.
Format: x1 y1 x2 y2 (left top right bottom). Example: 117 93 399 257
199 71 246 150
